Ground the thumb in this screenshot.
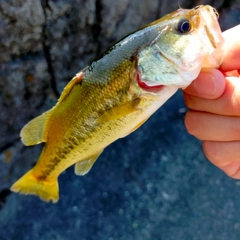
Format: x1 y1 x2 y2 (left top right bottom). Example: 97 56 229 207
183 69 225 99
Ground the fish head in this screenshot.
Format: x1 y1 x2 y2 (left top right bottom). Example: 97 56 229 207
137 5 224 89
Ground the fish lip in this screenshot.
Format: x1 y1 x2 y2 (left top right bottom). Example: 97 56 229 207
198 6 225 67
137 72 164 92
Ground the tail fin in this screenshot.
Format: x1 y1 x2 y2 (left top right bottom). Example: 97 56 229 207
11 169 59 203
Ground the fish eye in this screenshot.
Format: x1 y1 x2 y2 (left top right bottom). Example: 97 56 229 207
176 18 191 34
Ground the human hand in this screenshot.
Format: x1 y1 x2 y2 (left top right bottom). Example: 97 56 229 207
183 25 240 179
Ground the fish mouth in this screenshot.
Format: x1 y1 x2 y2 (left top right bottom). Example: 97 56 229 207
198 6 224 67
202 6 221 49
137 73 164 92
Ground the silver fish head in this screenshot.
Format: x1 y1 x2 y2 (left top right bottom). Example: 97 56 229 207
137 5 224 89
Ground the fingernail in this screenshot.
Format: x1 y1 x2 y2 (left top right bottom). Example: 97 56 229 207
193 70 217 96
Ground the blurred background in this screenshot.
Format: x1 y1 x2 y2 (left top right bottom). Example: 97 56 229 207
0 0 240 239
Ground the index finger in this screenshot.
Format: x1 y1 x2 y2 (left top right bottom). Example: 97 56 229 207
220 25 240 72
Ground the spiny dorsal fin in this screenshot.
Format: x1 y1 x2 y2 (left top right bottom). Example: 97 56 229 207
57 72 83 104
74 150 103 176
20 110 51 146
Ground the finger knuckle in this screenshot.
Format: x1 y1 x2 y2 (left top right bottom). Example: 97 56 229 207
202 141 221 164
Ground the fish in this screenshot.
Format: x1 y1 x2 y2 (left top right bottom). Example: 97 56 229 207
11 5 224 203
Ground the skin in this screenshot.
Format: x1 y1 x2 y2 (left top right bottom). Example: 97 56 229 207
183 25 240 179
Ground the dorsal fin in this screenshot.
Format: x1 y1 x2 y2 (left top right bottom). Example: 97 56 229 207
20 72 84 146
57 72 83 104
20 110 51 146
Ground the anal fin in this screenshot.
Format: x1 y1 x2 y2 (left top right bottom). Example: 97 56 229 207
74 150 103 176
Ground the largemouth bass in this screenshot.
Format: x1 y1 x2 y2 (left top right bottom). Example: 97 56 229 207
11 5 224 203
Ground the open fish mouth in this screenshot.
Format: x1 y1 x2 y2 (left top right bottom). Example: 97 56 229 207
136 72 164 92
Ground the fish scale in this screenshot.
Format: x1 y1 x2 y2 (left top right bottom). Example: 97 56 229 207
33 59 137 180
11 5 224 203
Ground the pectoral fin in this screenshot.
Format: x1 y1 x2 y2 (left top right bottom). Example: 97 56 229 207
20 110 51 146
98 98 141 122
74 150 103 176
